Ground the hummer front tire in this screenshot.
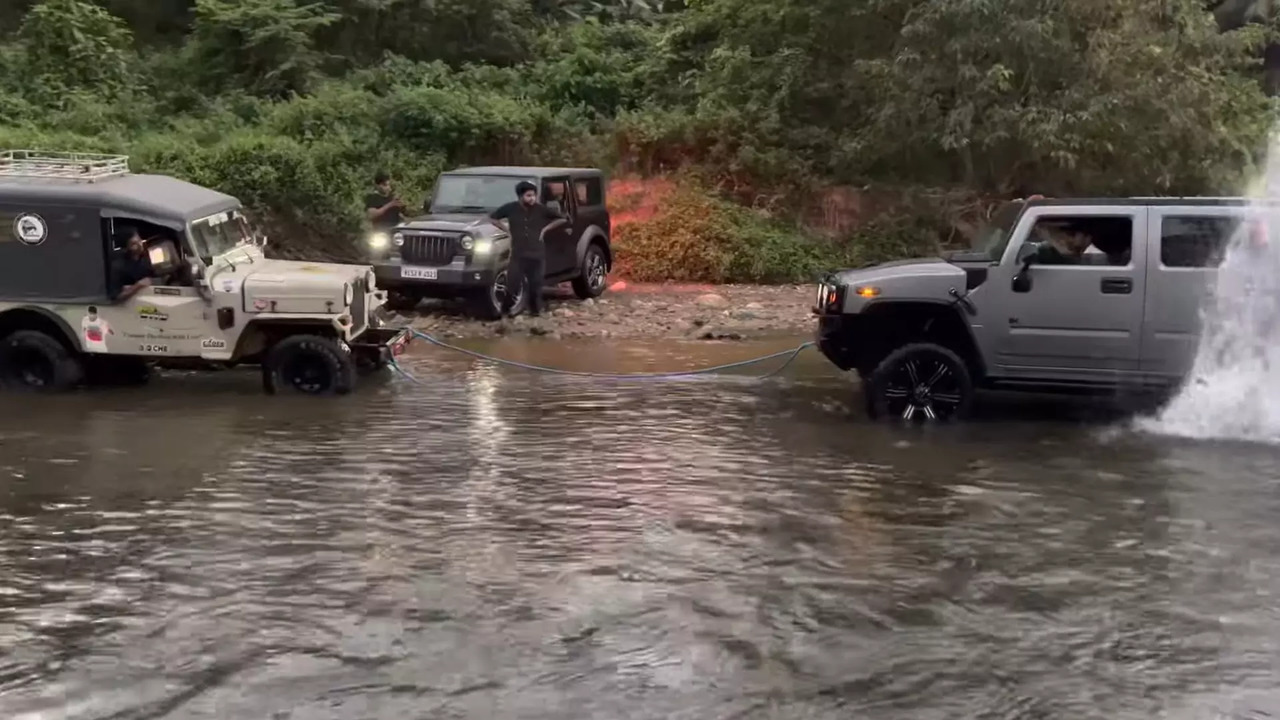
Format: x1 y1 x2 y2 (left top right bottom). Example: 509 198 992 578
865 342 974 423
262 334 356 396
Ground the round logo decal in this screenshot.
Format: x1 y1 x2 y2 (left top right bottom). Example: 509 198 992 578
13 213 47 246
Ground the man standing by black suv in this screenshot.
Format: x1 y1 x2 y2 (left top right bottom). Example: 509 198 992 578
365 170 404 231
488 181 566 317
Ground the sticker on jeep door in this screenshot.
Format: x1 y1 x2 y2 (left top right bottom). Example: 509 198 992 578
137 344 169 354
201 338 227 350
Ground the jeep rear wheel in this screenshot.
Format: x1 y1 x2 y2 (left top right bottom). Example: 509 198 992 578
470 267 525 320
0 330 83 392
572 243 609 299
865 343 973 422
262 334 355 396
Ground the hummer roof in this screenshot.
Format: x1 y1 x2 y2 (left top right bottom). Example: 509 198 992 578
443 166 602 178
0 150 238 224
1025 196 1265 208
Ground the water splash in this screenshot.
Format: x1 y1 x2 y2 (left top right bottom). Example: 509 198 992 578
1140 132 1280 442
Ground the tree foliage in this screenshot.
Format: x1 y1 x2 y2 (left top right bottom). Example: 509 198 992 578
0 0 1276 275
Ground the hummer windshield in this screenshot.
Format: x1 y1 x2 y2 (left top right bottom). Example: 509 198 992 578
430 174 536 214
973 201 1027 262
190 208 254 261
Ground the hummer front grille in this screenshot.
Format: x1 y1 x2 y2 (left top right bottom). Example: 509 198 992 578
401 233 457 266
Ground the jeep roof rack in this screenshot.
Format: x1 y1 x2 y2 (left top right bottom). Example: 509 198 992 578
0 150 130 183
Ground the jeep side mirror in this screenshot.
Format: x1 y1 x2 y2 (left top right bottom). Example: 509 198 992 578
547 200 563 215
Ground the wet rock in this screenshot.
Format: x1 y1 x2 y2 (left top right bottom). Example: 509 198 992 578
553 308 575 318
696 293 729 308
529 325 550 336
745 302 764 310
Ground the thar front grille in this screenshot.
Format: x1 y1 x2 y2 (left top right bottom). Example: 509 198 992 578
401 233 457 266
350 277 367 330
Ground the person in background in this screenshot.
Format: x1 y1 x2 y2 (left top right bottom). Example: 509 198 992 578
113 228 154 301
488 181 567 317
365 171 405 231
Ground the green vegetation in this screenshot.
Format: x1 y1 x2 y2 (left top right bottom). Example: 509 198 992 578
0 0 1277 281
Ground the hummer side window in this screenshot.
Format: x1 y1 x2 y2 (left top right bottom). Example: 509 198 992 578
1160 216 1241 268
1025 215 1133 267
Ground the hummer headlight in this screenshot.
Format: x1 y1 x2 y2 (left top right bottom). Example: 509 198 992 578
368 232 389 249
392 232 404 247
460 234 474 251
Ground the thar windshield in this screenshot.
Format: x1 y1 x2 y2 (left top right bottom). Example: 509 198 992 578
190 209 253 261
430 175 536 213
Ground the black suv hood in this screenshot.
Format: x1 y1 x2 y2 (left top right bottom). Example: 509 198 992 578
398 212 490 232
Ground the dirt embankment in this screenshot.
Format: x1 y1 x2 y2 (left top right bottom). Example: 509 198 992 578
404 283 818 340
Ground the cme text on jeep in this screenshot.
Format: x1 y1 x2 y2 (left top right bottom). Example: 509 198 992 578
814 197 1254 422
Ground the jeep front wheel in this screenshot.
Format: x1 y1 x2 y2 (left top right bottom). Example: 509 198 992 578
0 330 84 392
572 243 609 299
262 334 356 396
865 343 973 422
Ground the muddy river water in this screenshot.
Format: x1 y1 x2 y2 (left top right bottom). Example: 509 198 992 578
2 337 1279 719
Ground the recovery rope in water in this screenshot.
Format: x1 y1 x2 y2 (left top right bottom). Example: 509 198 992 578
389 329 814 382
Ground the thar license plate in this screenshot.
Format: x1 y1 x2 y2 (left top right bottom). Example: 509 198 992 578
401 266 437 280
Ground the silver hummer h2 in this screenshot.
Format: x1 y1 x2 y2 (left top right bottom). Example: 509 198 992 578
0 150 410 394
815 196 1253 421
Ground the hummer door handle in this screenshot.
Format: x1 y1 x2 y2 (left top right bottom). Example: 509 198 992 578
1100 277 1132 294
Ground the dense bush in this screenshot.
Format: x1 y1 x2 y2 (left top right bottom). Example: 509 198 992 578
0 0 1276 278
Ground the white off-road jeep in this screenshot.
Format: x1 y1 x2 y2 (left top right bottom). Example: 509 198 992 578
0 150 410 394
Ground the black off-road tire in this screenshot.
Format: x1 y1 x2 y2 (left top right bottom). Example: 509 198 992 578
261 334 356 396
470 266 525 320
385 291 422 313
571 243 609 300
0 330 84 392
84 356 152 387
865 342 974 423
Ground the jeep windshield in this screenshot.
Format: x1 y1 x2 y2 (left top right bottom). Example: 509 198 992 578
190 209 253 261
973 201 1027 262
429 175 536 214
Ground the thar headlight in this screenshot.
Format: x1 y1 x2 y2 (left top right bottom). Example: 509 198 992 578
368 232 389 249
460 234 474 251
343 282 354 305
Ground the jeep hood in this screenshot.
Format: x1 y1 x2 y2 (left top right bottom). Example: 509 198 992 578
224 258 372 314
399 213 494 233
832 257 967 301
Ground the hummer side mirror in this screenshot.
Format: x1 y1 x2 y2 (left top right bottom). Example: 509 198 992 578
1015 242 1038 268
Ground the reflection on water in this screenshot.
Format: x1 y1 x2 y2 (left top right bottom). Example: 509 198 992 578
1 339 1279 718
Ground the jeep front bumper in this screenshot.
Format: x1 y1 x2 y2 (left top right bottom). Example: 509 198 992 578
349 326 413 366
372 261 497 294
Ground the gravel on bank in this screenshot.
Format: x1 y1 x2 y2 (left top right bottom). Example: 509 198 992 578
403 283 818 340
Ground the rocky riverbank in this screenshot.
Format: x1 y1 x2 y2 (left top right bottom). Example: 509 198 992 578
402 283 817 340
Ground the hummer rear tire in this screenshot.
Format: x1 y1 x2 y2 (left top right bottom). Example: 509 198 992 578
262 334 356 396
0 330 84 392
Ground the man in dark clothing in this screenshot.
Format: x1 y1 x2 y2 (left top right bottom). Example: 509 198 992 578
488 181 567 317
365 171 405 230
113 228 154 301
